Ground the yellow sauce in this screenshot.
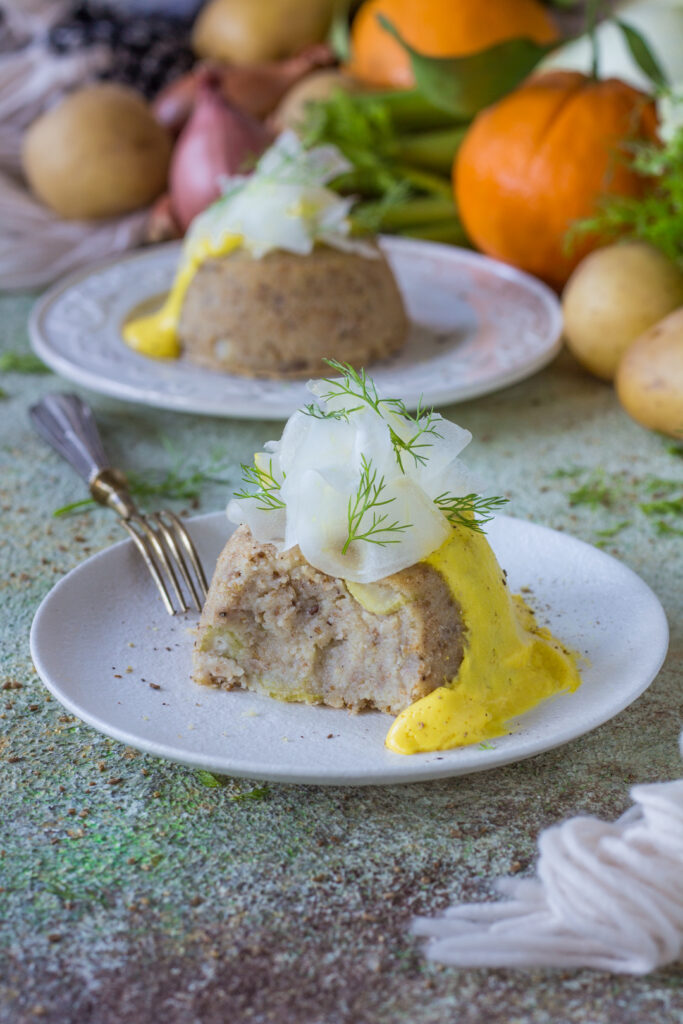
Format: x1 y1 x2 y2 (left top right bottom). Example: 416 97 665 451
385 528 581 755
122 233 242 359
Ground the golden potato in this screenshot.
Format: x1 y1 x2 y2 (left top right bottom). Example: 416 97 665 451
616 306 683 438
22 84 171 220
562 242 683 381
192 0 336 65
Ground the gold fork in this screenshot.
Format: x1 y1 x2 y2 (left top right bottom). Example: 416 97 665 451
30 393 208 615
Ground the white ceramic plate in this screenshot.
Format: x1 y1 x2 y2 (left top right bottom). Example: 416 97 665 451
30 512 668 786
29 238 562 420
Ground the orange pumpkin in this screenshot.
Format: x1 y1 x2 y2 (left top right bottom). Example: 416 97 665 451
455 71 659 290
347 0 559 90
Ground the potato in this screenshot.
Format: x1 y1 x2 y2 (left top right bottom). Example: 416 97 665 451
22 84 171 220
271 69 364 132
616 306 683 438
192 0 336 65
562 242 683 381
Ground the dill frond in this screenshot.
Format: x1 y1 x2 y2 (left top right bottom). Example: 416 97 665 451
570 127 683 268
318 360 442 471
233 459 286 512
434 493 508 533
343 454 411 553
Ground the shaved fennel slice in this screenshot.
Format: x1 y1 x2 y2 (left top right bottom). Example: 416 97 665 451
286 469 450 583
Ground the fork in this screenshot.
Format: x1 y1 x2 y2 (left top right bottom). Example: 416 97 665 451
29 393 208 615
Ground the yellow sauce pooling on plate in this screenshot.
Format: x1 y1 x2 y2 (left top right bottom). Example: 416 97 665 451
385 528 581 755
122 234 242 359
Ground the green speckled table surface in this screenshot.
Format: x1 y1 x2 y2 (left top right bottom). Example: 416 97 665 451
1 290 681 1024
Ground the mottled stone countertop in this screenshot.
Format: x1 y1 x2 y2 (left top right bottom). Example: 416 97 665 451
1 290 681 1024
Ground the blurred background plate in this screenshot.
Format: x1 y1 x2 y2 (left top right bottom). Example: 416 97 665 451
29 236 562 420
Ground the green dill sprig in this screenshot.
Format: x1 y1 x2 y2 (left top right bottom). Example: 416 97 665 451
53 448 233 517
301 402 361 423
0 351 51 374
569 125 683 268
343 454 411 554
233 459 285 512
318 360 443 471
434 493 508 533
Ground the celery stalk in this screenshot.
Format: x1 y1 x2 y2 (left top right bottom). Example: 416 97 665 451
398 219 470 245
396 127 467 175
395 166 453 198
354 89 461 131
352 195 456 231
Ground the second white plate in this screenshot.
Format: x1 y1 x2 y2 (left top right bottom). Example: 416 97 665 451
29 237 562 419
30 513 668 786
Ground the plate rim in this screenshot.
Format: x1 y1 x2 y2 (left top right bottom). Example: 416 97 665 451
28 237 563 420
29 512 670 786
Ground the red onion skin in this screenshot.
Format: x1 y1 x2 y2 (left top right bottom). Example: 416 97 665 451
169 77 271 232
153 44 334 134
145 192 182 243
153 72 198 136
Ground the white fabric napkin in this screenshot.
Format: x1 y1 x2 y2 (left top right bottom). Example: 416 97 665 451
413 736 683 974
0 32 147 290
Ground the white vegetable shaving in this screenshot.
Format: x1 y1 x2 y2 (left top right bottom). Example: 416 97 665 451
227 363 503 584
186 131 376 262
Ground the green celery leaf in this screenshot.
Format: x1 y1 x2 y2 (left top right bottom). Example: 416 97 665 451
377 16 559 118
615 20 669 91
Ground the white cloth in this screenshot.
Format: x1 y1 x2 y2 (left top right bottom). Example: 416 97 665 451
0 36 148 290
413 738 683 974
0 43 111 175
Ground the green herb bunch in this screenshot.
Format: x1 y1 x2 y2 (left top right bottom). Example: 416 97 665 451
574 123 683 268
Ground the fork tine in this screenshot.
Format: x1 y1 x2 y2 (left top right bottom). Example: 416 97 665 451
120 518 176 616
159 510 209 600
134 515 189 614
152 512 203 613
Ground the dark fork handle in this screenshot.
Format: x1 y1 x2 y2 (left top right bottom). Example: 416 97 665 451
29 392 136 519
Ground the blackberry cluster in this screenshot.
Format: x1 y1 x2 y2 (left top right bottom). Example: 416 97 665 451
48 2 196 98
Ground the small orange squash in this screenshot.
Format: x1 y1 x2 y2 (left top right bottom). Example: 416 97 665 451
455 71 659 289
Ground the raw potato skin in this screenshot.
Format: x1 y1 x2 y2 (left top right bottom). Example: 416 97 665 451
562 242 683 381
616 306 683 439
178 244 408 378
193 526 465 716
192 0 335 65
22 84 171 220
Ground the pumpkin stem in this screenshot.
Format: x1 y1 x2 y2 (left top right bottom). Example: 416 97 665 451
586 0 603 79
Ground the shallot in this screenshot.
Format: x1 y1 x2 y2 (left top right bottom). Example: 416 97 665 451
169 72 270 231
153 44 334 133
